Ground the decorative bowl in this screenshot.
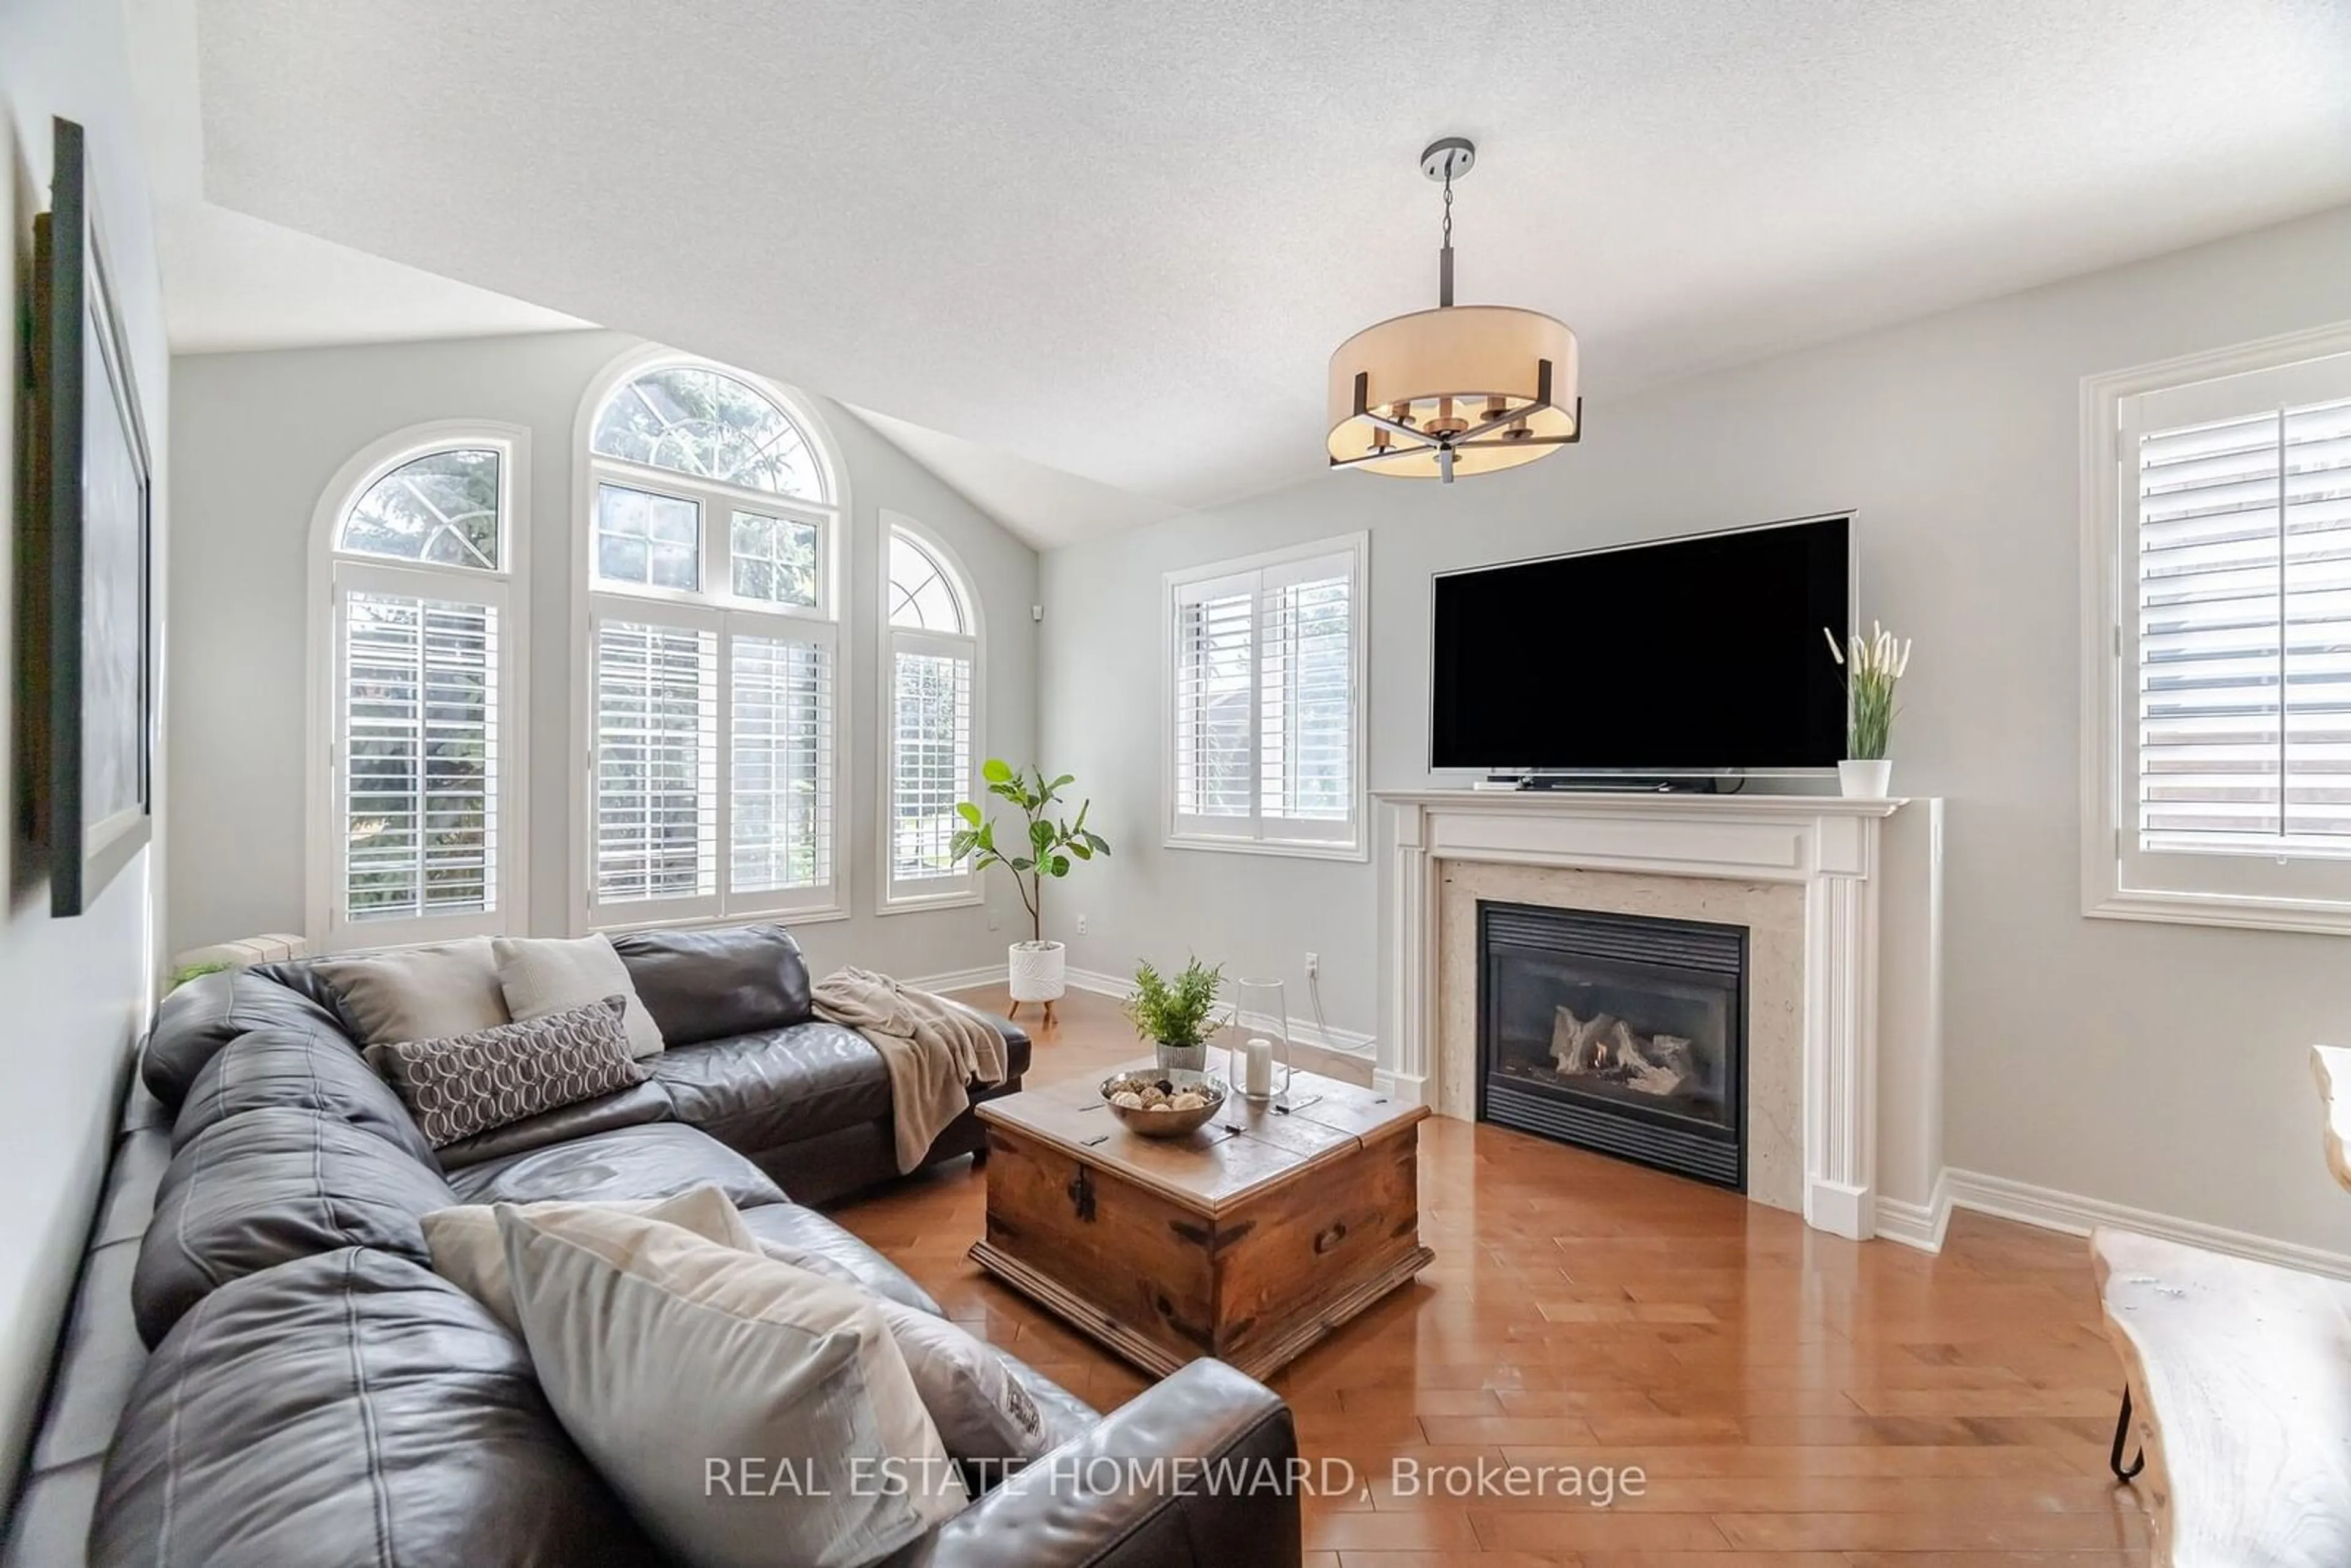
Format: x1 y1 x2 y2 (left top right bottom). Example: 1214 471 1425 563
1100 1068 1229 1138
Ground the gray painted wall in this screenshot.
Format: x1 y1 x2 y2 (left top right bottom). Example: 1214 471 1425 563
1041 203 2351 1258
0 0 168 1496
168 331 1037 983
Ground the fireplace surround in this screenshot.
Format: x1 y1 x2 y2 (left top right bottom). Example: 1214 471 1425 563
1379 789 1908 1240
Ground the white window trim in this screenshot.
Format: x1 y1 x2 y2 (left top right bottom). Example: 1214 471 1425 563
568 347 850 936
305 420 531 952
877 513 984 914
1162 531 1370 862
2081 317 2351 936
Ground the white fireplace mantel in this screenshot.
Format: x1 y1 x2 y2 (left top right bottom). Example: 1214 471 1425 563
1377 789 1906 1241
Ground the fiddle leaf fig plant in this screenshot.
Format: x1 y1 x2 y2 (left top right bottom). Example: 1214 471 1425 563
951 760 1109 946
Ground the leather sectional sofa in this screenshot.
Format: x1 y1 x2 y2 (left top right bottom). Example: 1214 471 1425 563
4 923 1302 1567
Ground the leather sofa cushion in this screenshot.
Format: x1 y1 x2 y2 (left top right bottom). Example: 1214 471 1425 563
92 1248 662 1568
444 1122 787 1210
175 1026 442 1169
738 1200 943 1315
610 922 812 1046
650 1022 891 1149
244 956 350 1017
433 1078 673 1171
133 1108 457 1348
141 969 354 1114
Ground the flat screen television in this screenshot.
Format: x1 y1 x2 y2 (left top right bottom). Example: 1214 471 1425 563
1430 514 1851 775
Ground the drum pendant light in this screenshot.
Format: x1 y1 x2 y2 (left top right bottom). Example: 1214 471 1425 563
1326 138 1580 481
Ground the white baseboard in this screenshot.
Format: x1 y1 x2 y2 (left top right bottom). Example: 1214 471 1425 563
904 964 1009 994
1063 966 1377 1060
1804 1179 1872 1242
1875 1169 1954 1253
1942 1166 2351 1281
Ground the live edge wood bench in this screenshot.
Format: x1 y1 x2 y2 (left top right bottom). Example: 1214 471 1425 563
971 1062 1432 1380
2091 1044 2351 1566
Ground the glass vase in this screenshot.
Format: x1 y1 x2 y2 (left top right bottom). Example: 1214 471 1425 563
1229 977 1294 1103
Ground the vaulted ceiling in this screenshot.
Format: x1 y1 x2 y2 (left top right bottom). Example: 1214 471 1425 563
174 1 2351 545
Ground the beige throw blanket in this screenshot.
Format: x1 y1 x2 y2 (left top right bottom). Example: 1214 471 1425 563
811 967 1010 1172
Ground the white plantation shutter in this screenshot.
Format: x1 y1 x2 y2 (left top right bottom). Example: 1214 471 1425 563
1173 576 1257 825
1259 560 1355 829
889 645 973 888
594 619 718 906
732 631 834 896
2115 351 2351 912
338 590 500 929
1168 538 1365 852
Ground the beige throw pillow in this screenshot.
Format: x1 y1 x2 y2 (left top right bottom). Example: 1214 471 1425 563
499 1204 966 1568
422 1185 758 1335
868 1297 1057 1466
315 937 511 1045
493 934 666 1058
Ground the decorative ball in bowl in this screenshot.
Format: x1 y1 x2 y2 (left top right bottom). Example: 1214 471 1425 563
1100 1068 1228 1138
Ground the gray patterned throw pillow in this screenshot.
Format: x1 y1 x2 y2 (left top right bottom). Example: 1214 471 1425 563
365 996 647 1148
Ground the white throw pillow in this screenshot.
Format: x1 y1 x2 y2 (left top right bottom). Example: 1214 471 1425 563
499 1204 966 1568
493 934 666 1058
315 937 511 1045
868 1297 1058 1466
422 1185 758 1335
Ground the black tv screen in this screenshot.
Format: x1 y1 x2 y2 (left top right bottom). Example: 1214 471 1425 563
1431 516 1851 773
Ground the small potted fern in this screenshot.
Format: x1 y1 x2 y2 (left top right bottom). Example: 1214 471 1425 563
1123 957 1224 1073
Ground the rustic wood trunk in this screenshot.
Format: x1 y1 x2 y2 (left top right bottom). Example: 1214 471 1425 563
971 1067 1433 1380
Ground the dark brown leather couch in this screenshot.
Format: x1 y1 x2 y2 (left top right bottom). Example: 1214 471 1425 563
4 924 1301 1568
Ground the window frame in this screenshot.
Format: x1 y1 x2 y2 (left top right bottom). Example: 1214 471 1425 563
306 421 530 952
1162 531 1370 862
877 515 984 913
571 350 849 936
2081 319 2351 936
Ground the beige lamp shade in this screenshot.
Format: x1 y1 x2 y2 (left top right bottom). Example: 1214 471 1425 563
1326 305 1579 478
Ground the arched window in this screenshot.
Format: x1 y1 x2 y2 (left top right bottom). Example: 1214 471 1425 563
312 427 525 948
581 356 842 926
883 519 980 909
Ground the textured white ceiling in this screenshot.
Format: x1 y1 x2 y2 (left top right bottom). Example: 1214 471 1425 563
190 1 2351 537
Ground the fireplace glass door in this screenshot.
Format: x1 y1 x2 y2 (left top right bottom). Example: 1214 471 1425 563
1477 901 1747 1190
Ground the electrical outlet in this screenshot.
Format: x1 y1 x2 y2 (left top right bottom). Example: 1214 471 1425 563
1076 913 1090 936
1305 951 1320 980
984 909 1000 932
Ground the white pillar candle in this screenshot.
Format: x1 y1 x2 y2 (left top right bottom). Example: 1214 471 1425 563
1245 1037 1275 1097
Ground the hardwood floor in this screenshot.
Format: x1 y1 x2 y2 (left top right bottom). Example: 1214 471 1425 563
830 988 2151 1566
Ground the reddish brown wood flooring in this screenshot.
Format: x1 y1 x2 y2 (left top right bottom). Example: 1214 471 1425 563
829 988 2151 1566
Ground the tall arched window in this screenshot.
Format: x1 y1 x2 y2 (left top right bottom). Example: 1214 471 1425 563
882 519 980 909
582 357 842 927
312 427 525 948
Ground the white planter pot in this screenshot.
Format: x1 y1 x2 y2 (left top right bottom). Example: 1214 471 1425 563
1838 759 1894 800
1156 1041 1209 1073
1007 940 1067 1003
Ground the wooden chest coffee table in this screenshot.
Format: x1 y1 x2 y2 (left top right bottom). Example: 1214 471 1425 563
970 1062 1432 1380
